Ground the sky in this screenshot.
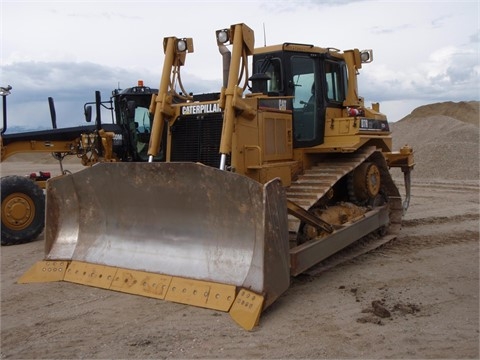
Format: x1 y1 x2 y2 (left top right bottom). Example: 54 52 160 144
1 0 479 131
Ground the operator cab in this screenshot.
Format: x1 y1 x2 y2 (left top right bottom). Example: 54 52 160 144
82 81 160 161
252 45 348 148
112 82 159 161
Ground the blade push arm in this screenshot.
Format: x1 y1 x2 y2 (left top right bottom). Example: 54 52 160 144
148 37 193 162
215 23 255 170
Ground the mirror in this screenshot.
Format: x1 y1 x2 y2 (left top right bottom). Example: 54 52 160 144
84 105 92 122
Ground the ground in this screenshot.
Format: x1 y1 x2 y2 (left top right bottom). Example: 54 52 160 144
0 157 478 359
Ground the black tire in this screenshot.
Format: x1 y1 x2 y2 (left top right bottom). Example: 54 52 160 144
1 175 45 246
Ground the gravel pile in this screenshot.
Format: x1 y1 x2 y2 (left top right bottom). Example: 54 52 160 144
390 101 479 180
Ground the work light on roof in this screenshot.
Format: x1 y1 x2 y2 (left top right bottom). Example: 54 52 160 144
360 49 373 63
0 85 12 96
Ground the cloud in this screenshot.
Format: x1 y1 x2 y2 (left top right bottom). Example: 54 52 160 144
2 61 221 130
260 0 367 11
360 43 480 104
431 14 453 28
3 61 140 106
63 8 142 21
2 61 146 129
2 0 478 129
370 23 413 35
468 30 480 47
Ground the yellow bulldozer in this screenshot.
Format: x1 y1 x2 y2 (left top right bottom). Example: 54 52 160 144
16 23 414 330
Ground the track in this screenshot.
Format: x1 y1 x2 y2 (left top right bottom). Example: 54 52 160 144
286 146 377 232
286 146 405 275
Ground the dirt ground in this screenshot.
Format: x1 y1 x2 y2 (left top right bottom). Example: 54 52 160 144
1 99 480 359
0 156 479 359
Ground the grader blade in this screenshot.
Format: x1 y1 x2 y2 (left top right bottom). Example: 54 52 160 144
22 162 290 326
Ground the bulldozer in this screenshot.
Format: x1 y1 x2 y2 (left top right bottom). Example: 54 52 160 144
17 23 414 330
1 81 160 245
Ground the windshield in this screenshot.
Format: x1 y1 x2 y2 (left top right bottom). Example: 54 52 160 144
135 107 151 133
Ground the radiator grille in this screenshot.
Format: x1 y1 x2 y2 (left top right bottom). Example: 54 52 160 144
170 113 229 168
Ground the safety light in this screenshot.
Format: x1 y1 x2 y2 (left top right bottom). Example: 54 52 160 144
216 29 230 44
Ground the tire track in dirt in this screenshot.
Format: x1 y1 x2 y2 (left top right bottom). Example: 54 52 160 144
402 213 479 227
304 193 479 275
382 211 479 254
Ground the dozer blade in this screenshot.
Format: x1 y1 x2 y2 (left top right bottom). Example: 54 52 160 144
23 162 290 329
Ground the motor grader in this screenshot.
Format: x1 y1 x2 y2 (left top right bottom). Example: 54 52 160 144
18 23 414 330
1 82 160 245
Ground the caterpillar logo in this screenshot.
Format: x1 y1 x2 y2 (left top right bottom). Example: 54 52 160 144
181 103 221 115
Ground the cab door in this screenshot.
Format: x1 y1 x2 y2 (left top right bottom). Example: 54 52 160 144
288 55 325 148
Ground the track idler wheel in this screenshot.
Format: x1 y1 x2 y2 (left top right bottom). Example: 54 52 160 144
349 162 381 203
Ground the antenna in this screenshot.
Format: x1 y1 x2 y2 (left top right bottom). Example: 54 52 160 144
263 23 267 47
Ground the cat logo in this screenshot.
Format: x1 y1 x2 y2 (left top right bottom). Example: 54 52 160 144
181 103 221 115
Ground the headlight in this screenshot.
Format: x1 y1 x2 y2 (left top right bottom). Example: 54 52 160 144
176 39 187 52
360 50 373 63
216 29 230 44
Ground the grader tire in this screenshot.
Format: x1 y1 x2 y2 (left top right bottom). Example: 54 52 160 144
1 175 45 246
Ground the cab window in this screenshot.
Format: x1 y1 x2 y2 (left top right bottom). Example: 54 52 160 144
135 107 151 133
254 57 283 93
324 61 346 103
291 56 317 142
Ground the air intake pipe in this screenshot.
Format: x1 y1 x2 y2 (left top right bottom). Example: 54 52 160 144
218 44 231 88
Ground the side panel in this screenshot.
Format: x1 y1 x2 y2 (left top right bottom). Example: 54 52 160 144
262 111 293 161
